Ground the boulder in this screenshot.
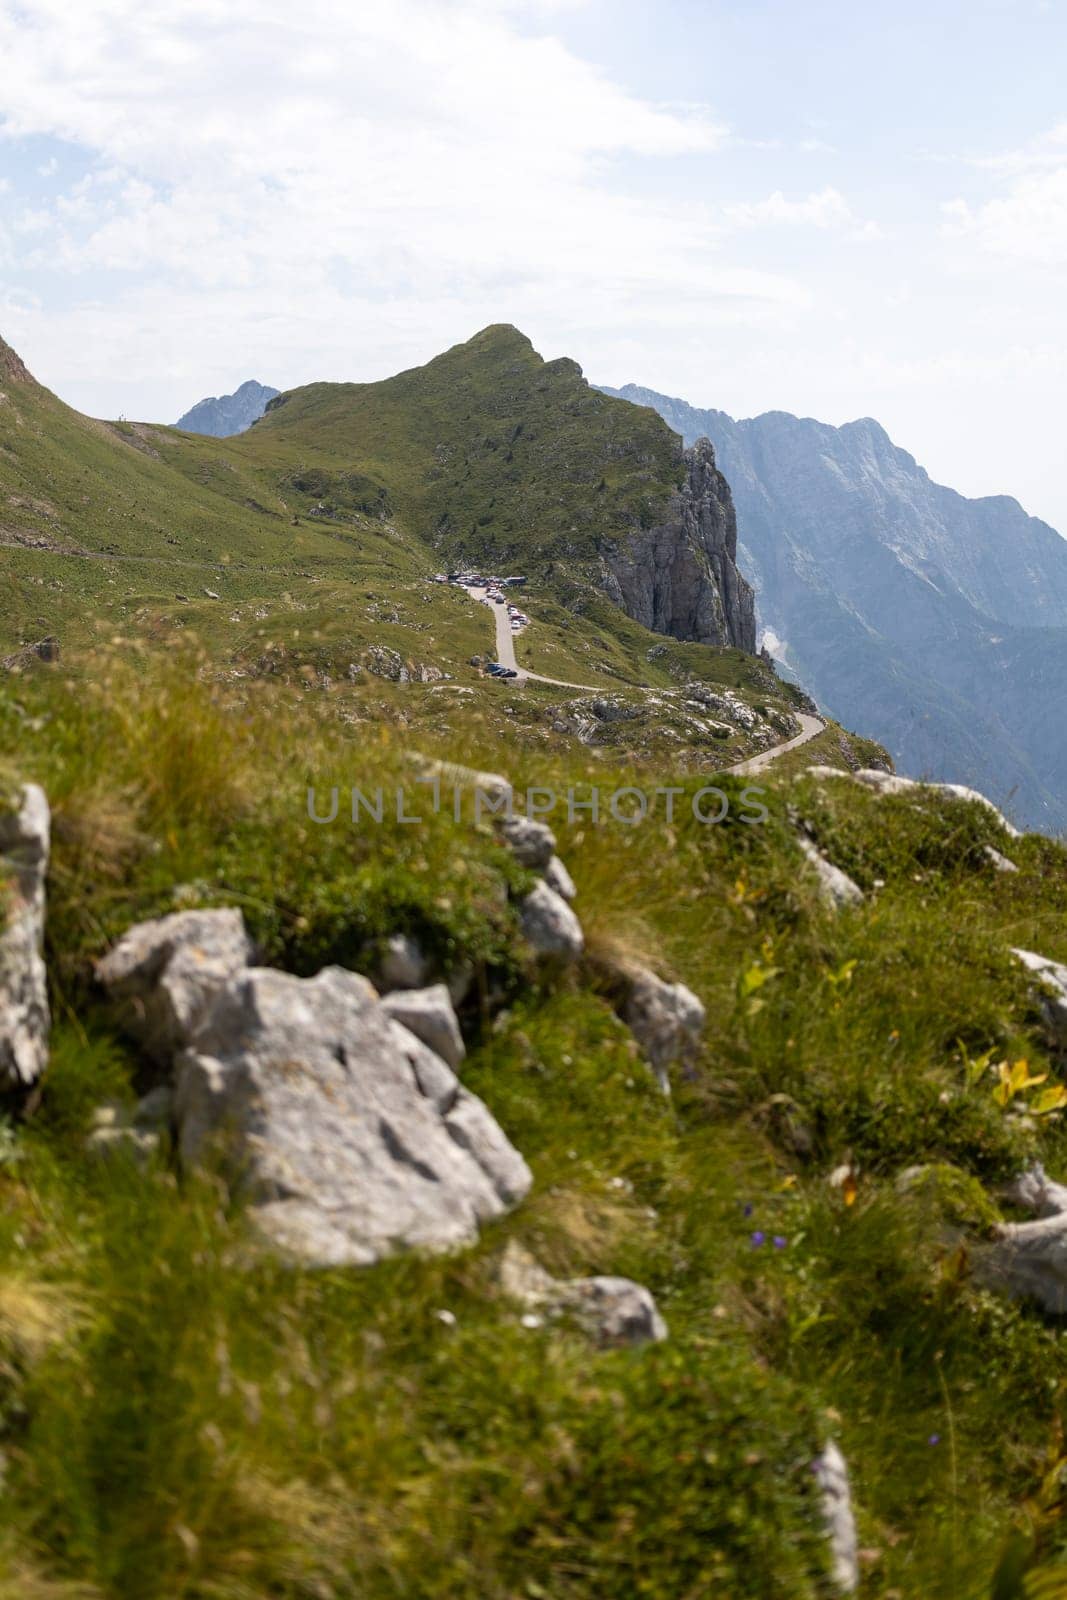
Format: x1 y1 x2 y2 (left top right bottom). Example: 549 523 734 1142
981 1210 1067 1314
497 814 555 869
175 965 531 1267
380 933 430 991
519 881 584 960
0 783 50 1091
1011 948 1067 1048
95 908 253 1064
622 967 705 1093
543 855 577 902
984 846 1018 874
499 1241 667 1348
814 1442 859 1594
1001 1162 1067 1218
380 983 465 1070
797 835 863 909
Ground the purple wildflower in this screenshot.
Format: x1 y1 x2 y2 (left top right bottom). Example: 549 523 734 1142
928 1433 941 1446
742 1203 754 1218
773 1235 788 1250
750 1230 766 1247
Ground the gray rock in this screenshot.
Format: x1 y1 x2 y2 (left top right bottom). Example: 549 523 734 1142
984 845 1019 873
814 1441 859 1593
380 933 430 990
0 783 50 1090
596 436 756 652
499 1241 667 1347
519 881 584 960
622 967 705 1093
1001 1163 1067 1218
982 1210 1067 1313
380 983 465 1070
133 1084 175 1129
175 965 531 1267
95 908 253 1064
498 814 555 869
543 855 577 902
797 835 863 909
1011 948 1067 1047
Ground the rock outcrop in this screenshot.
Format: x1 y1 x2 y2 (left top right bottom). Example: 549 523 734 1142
519 881 584 960
95 908 254 1063
797 836 863 910
0 783 50 1091
500 1241 667 1347
175 965 531 1267
814 1442 860 1594
1011 949 1067 1048
599 437 756 652
621 967 705 1094
982 1209 1067 1314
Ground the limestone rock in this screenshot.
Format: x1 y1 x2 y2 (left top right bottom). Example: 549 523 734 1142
982 1210 1067 1313
1011 948 1067 1048
500 1241 667 1348
597 436 756 652
497 814 555 869
380 983 465 1070
380 933 430 991
543 855 577 902
175 965 531 1267
0 783 50 1091
814 1441 859 1593
519 881 584 960
96 908 253 1064
622 967 705 1093
984 845 1018 874
1002 1163 1067 1218
797 835 863 909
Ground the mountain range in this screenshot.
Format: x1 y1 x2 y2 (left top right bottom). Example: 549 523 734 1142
600 383 1067 833
174 379 280 436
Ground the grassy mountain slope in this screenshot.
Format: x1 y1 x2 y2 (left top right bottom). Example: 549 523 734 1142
0 326 837 768
217 324 685 572
2 657 1067 1597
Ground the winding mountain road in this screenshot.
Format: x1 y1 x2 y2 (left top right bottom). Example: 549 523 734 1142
461 584 826 770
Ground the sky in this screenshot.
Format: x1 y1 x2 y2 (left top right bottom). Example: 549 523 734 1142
2 0 1067 529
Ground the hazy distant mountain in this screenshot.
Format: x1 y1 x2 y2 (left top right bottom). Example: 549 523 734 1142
600 383 1067 832
174 380 279 437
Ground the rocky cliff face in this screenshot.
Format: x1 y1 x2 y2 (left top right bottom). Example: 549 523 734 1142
600 436 756 652
0 334 34 385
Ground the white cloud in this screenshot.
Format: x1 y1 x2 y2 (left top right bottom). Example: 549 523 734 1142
943 165 1067 266
0 0 821 398
942 121 1067 267
722 186 854 229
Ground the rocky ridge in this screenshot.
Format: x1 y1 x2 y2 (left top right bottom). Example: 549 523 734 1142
601 436 756 652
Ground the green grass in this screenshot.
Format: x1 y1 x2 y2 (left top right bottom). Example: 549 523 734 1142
1 324 766 699
1 658 1067 1595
